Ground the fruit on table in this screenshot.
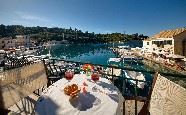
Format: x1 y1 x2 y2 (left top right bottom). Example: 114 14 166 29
64 85 72 95
64 84 80 97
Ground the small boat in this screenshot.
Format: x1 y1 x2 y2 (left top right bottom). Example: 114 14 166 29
107 57 146 89
108 58 122 67
122 55 143 61
60 40 69 44
108 58 121 63
23 50 37 55
124 70 146 89
118 45 130 49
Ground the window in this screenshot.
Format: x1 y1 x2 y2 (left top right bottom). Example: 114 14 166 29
167 40 172 45
152 41 158 45
147 42 149 45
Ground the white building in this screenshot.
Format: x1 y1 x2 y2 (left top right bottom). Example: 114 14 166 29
143 28 186 56
44 40 61 46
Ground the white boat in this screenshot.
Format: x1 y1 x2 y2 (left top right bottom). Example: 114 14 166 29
124 70 146 89
108 58 121 63
23 50 36 55
122 55 143 61
118 45 130 49
61 40 69 44
107 58 122 67
43 40 61 47
107 57 146 89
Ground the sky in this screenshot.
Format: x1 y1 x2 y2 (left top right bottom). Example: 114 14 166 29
0 0 186 36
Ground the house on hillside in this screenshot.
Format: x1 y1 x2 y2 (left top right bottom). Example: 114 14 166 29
143 28 186 57
16 35 35 47
0 37 16 49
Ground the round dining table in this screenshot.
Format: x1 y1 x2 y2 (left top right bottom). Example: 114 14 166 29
35 74 124 115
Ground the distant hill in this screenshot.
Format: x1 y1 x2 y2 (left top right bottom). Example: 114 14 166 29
0 24 148 44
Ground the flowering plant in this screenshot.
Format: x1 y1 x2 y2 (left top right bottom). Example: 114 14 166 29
82 64 94 72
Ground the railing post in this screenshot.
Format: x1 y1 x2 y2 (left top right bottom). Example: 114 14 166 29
122 74 126 115
121 58 126 95
111 67 114 82
52 59 55 65
135 80 138 115
122 70 125 95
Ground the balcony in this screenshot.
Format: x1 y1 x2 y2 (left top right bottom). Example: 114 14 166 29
0 58 186 115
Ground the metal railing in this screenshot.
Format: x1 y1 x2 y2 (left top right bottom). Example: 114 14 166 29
3 56 31 70
42 58 186 115
2 57 186 115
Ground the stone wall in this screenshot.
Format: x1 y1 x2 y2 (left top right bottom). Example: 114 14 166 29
174 31 186 57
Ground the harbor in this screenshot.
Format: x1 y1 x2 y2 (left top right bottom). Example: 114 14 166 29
0 36 186 115
1 39 186 92
1 0 186 114
1 54 186 114
1 37 186 85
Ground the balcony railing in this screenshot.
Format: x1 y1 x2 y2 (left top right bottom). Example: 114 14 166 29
1 57 186 115
42 58 186 115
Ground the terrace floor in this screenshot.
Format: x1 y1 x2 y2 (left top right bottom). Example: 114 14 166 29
7 93 144 115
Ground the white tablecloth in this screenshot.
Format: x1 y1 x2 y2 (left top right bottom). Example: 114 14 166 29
35 74 123 115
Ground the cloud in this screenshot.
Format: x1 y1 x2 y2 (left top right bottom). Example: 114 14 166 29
11 19 38 26
15 11 49 22
103 30 112 33
21 15 49 22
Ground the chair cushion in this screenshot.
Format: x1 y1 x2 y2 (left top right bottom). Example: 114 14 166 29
149 74 186 115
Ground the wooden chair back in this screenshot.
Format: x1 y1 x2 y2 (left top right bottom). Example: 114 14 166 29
139 73 186 115
0 63 48 109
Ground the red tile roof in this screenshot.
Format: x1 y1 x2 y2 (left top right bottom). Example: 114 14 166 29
151 28 186 38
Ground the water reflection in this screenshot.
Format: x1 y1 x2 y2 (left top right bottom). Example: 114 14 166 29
41 44 116 65
40 41 143 65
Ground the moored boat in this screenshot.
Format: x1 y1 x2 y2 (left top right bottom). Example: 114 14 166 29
123 70 146 89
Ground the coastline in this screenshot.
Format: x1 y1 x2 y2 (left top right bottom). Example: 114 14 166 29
111 46 186 88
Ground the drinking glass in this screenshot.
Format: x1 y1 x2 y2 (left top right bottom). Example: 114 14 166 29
65 71 74 84
91 72 100 92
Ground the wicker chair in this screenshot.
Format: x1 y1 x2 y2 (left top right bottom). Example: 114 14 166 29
0 63 48 114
